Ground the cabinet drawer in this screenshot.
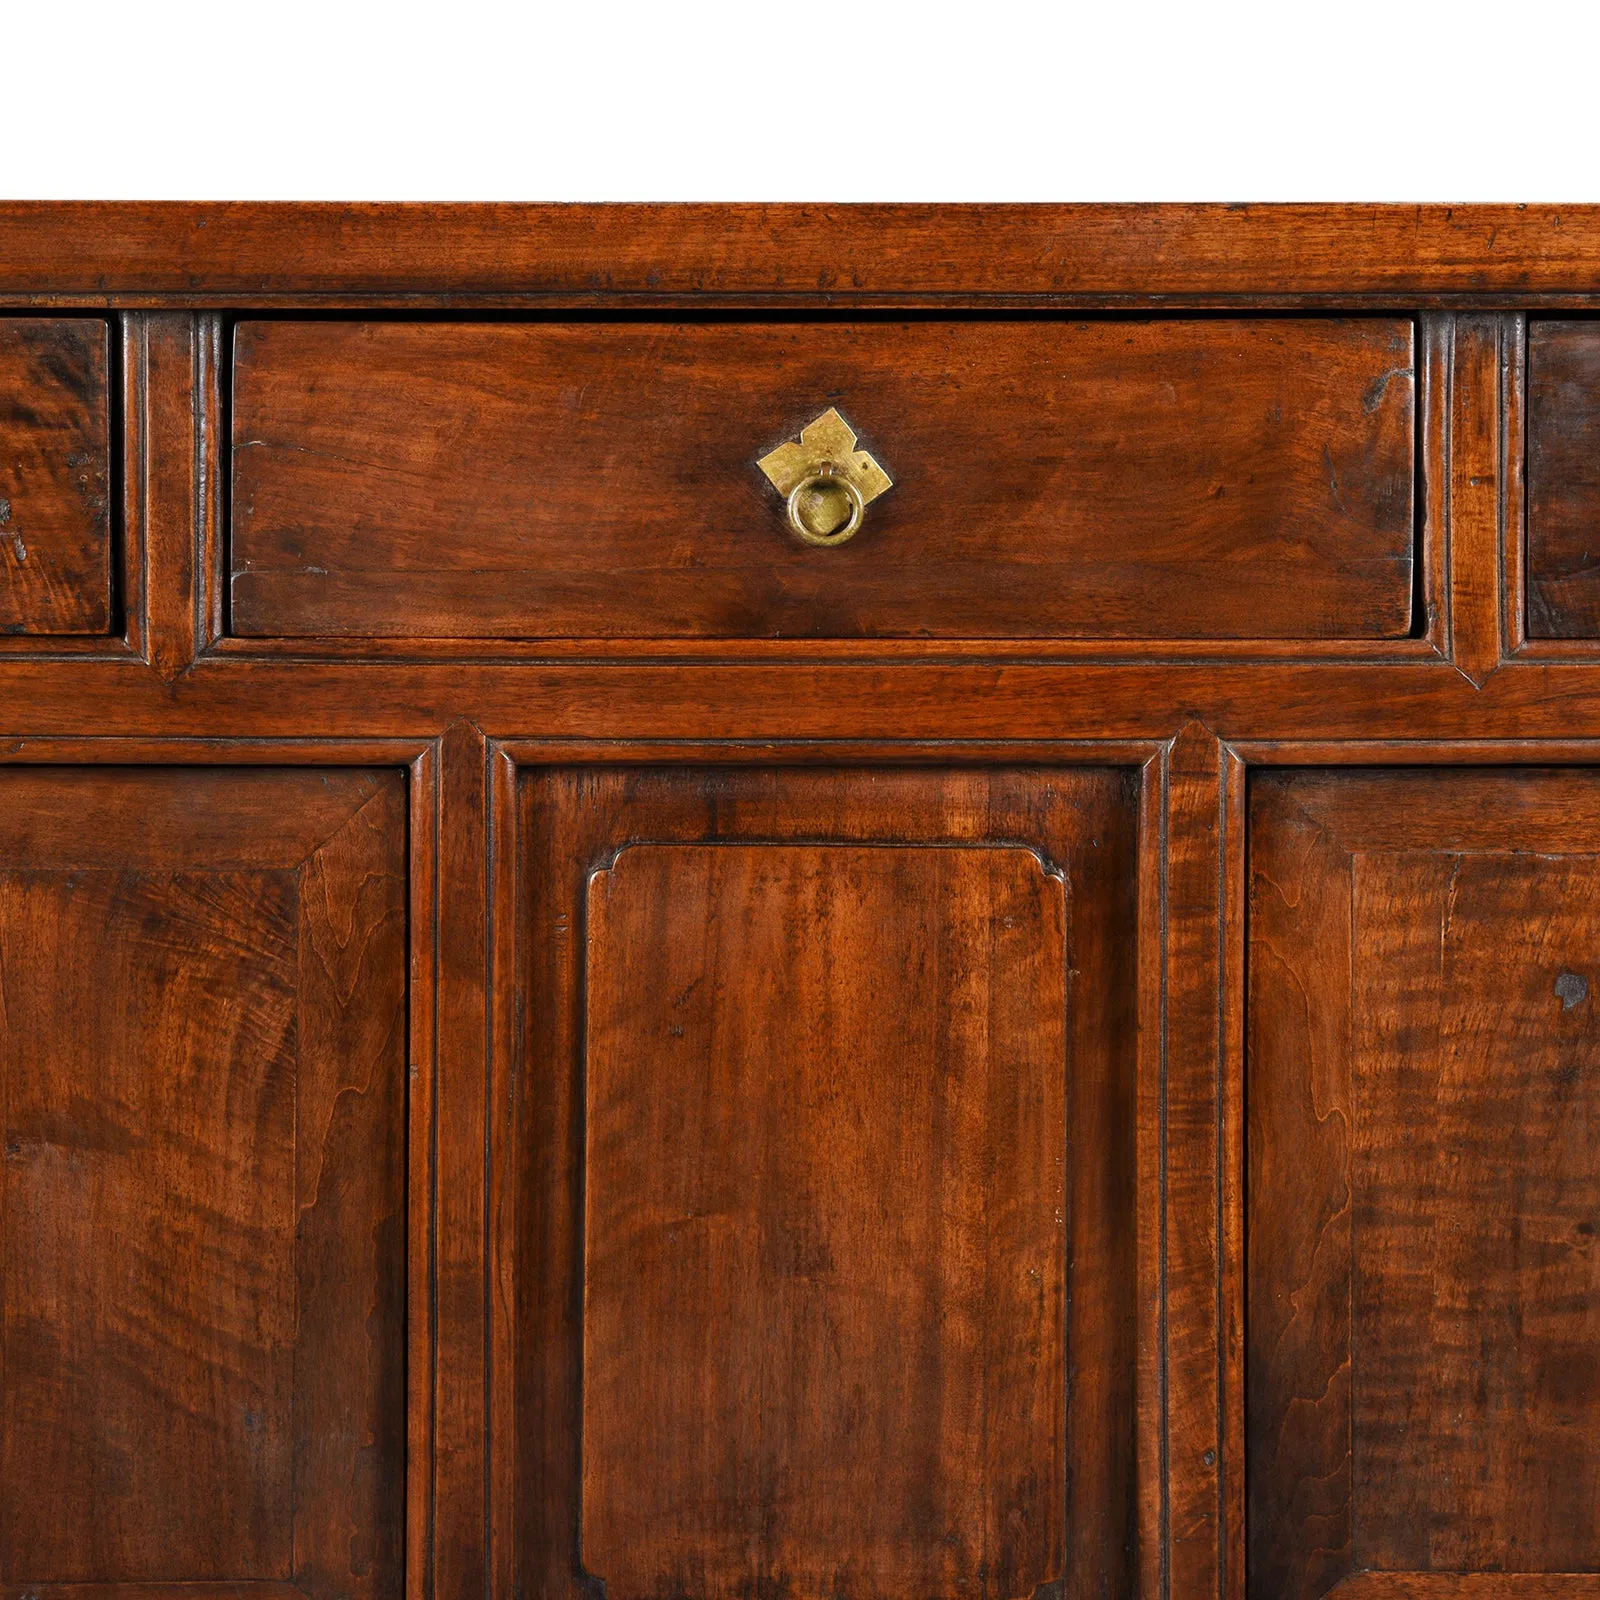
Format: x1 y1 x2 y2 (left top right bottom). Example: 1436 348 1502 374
230 318 1416 642
0 318 112 635
1528 320 1600 636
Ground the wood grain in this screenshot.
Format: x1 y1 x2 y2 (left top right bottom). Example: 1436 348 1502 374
1162 726 1231 1600
230 318 1415 642
1528 321 1600 637
432 723 491 1600
0 1585 313 1600
124 314 224 675
5 203 1599 1600
1247 775 1356 1600
0 766 395 869
1351 852 1600 1572
1445 316 1505 680
0 769 406 1598
0 319 111 635
582 843 1065 1600
4 203 1600 302
293 780 408 1600
1329 1576 1600 1597
512 764 1139 1600
0 868 299 1580
32 658 1600 743
1249 769 1600 1597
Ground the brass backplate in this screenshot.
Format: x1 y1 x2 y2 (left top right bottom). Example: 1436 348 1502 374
756 408 893 505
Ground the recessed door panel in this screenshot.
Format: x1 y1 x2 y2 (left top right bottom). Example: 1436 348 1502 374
0 768 407 1600
513 765 1141 1600
1248 769 1600 1599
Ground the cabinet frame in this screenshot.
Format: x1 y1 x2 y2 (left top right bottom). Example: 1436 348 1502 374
8 205 1600 1600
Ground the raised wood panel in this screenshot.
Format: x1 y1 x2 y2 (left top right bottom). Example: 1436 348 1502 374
511 764 1140 1600
10 204 1600 1600
230 318 1415 642
1248 769 1600 1600
0 319 112 635
0 768 407 1600
583 843 1066 1600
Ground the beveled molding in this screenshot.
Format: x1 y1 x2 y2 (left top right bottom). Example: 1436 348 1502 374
485 737 1171 1600
0 295 1532 671
4 202 1600 306
0 204 1593 672
7 726 1600 1600
0 733 442 1600
0 215 1583 672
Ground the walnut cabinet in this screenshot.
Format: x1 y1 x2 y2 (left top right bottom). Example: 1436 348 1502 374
2 205 1599 1600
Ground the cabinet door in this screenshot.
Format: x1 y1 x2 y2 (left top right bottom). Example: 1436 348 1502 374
0 768 407 1600
1248 769 1600 1599
508 764 1142 1600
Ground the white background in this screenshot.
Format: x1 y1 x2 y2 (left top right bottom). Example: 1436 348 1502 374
1 0 1596 201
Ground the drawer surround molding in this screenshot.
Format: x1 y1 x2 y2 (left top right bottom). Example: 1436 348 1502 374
3 206 1600 1600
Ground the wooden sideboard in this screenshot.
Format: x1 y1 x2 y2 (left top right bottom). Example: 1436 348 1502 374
2 203 1598 1600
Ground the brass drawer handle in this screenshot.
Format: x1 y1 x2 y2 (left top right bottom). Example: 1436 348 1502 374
757 408 893 547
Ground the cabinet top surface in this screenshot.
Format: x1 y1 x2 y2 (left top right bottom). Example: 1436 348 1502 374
5 202 1600 304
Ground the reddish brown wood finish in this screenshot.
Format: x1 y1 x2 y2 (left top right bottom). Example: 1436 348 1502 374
1527 321 1600 637
1328 1579 1600 1598
2 204 1600 304
7 207 1600 1600
124 313 225 675
230 318 1415 641
433 721 493 1600
1162 726 1237 1600
0 319 111 634
510 763 1138 1600
1446 316 1508 678
584 843 1066 1600
1248 769 1600 1599
0 767 407 1599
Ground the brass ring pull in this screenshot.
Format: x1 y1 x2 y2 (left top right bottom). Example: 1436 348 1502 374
757 407 893 548
787 466 865 546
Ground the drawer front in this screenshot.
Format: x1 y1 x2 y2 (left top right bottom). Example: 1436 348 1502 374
1528 319 1600 636
0 318 112 635
231 318 1416 642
